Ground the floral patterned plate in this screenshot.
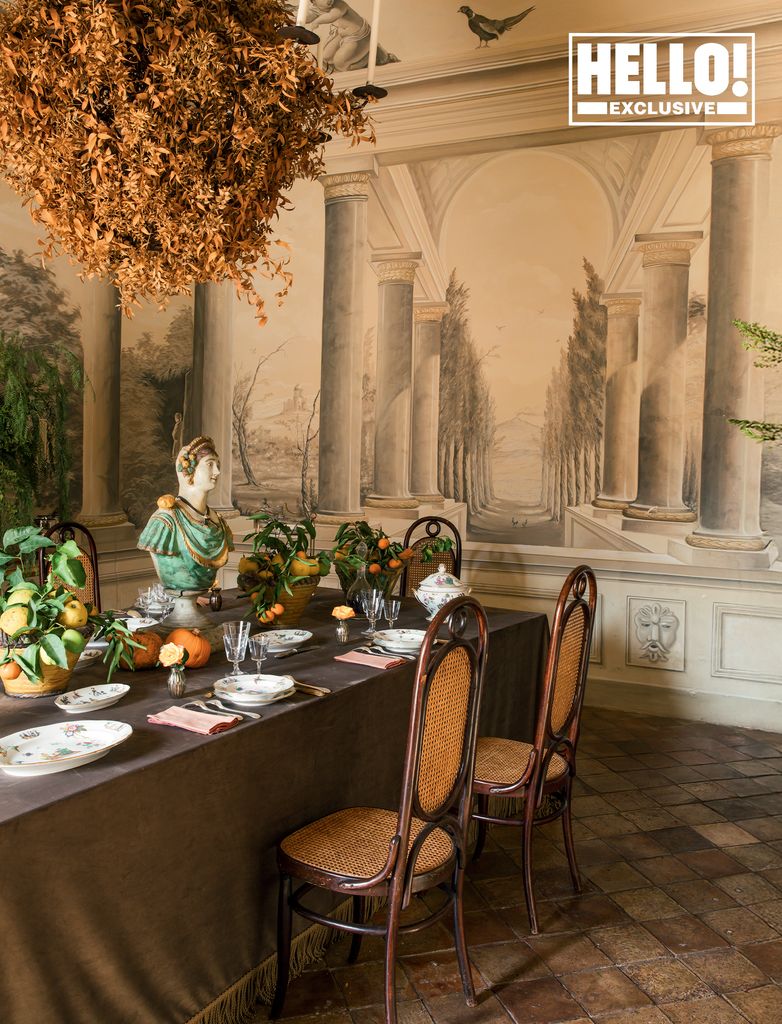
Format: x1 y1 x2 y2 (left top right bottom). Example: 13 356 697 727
54 683 130 714
372 629 427 652
0 720 132 776
214 674 296 706
257 629 313 653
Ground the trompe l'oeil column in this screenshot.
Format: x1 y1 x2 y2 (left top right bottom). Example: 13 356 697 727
366 252 421 509
593 293 641 510
317 171 373 518
687 124 781 556
411 301 449 502
624 232 702 523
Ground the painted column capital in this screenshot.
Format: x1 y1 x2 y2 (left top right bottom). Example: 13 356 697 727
371 251 422 285
601 293 642 317
414 301 449 324
705 124 781 161
320 171 373 202
634 232 703 268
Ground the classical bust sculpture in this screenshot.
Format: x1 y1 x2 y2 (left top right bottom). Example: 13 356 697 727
138 435 233 597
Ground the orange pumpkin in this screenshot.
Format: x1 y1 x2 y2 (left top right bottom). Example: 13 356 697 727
125 631 163 669
164 628 211 668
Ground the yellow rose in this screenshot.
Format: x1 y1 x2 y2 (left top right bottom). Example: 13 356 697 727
159 642 186 667
331 605 355 621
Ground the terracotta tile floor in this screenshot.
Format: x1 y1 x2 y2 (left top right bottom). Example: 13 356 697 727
252 708 782 1023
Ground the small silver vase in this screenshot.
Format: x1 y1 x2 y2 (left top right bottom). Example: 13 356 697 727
335 621 350 644
167 666 186 698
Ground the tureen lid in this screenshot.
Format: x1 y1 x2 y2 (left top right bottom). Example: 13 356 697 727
417 564 464 591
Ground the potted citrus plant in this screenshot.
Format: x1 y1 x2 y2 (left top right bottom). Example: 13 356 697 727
0 525 136 697
331 520 413 599
237 513 330 627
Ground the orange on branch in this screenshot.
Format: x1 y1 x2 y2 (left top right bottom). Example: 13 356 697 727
0 661 22 682
388 559 401 569
377 537 390 550
271 602 285 616
368 563 382 575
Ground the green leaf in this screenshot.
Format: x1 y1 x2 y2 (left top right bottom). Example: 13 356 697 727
56 539 82 559
51 552 86 589
3 525 38 548
17 535 55 555
6 567 26 589
13 643 40 681
40 633 68 669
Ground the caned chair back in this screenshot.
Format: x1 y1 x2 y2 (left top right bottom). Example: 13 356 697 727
396 596 488 890
533 566 596 784
38 521 101 612
400 517 463 598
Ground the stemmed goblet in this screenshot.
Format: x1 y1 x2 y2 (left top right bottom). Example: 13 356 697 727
248 634 269 678
361 589 384 638
223 620 250 678
384 598 401 630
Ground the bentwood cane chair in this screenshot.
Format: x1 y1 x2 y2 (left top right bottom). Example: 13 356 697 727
37 521 102 611
472 565 597 935
271 595 489 1024
399 516 463 598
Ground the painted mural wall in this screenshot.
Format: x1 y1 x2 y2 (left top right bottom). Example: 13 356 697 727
0 0 780 560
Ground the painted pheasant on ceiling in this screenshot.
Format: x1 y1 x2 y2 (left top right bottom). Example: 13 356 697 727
458 5 536 47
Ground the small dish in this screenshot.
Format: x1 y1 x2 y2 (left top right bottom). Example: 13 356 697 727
122 617 158 631
0 720 132 776
214 674 296 705
372 629 427 652
55 683 130 714
77 649 103 665
258 629 313 653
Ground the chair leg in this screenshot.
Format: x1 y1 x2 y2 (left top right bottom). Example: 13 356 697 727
270 874 292 1019
473 794 489 862
520 797 539 935
561 785 582 894
452 867 477 1007
348 894 365 964
383 883 403 1024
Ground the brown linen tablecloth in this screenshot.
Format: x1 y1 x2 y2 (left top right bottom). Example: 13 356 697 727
0 589 548 1024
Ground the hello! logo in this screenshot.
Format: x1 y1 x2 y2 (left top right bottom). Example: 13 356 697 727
569 33 755 126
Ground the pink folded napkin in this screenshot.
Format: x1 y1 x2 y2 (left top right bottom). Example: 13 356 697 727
147 706 240 735
334 651 406 669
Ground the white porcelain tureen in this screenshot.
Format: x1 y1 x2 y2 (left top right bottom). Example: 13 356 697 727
413 564 471 620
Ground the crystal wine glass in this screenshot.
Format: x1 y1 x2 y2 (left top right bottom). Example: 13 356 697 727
361 589 384 638
384 598 401 630
223 620 250 678
248 634 269 678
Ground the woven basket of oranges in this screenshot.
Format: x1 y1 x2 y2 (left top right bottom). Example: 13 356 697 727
238 513 330 628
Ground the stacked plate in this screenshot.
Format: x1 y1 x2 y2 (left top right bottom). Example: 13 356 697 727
55 683 129 714
0 720 132 776
214 674 296 707
259 629 313 654
371 629 427 656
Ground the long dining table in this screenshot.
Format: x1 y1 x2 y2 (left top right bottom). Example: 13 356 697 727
0 589 548 1024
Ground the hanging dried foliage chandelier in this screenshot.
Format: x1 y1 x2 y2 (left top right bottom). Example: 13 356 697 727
0 0 374 320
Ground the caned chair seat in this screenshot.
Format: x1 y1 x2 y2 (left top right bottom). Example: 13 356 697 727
280 806 454 881
474 737 568 787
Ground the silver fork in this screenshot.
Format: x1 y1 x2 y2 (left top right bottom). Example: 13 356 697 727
355 646 416 661
206 697 262 720
184 698 260 721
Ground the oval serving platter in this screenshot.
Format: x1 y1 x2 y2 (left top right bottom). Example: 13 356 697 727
0 720 132 777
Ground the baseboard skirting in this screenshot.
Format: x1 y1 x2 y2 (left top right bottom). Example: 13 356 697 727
586 676 782 734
